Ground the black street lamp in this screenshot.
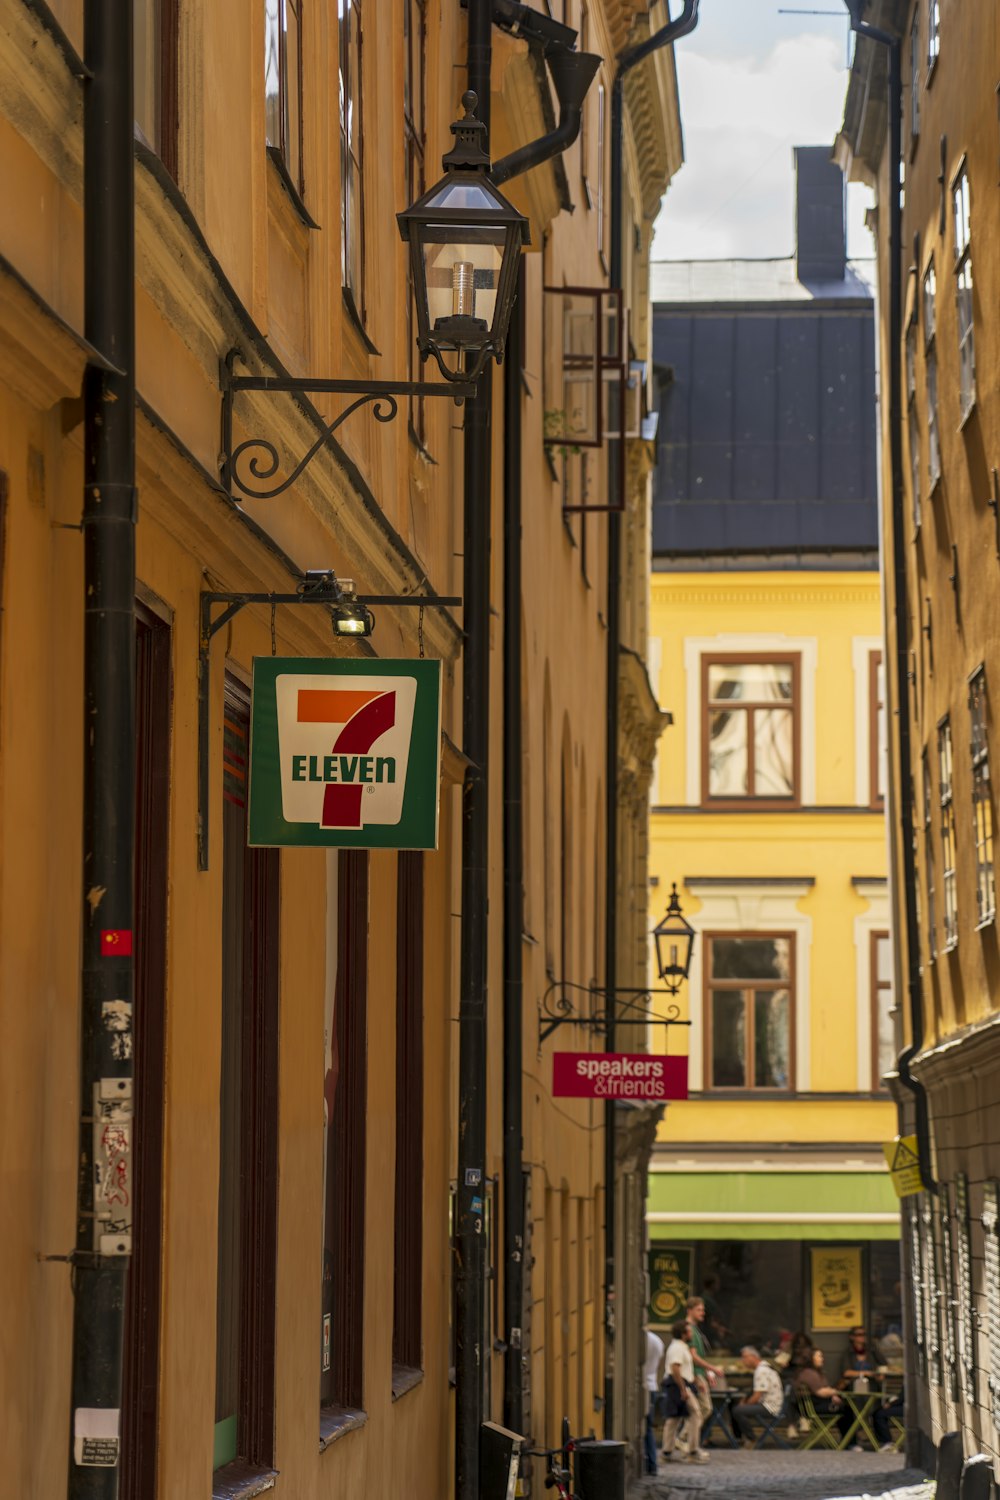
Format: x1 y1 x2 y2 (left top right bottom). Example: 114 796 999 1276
397 91 530 383
653 884 695 994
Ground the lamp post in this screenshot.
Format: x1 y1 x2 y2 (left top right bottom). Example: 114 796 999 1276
653 885 696 995
398 91 529 383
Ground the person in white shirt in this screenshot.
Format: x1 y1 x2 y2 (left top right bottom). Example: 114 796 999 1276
642 1328 664 1474
731 1345 785 1446
660 1320 708 1464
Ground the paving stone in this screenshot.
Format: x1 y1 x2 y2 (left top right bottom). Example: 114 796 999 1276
630 1447 930 1500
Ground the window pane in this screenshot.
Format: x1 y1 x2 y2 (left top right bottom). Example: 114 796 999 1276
754 707 794 795
711 937 790 982
265 0 282 151
711 991 746 1087
875 934 893 985
708 662 792 702
134 0 162 148
708 709 748 795
876 985 895 1084
286 0 302 189
753 989 790 1088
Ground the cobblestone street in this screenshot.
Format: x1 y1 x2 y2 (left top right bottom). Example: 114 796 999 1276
631 1449 931 1500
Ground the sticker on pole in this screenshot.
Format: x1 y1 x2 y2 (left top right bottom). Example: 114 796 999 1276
74 1408 119 1467
882 1134 925 1197
552 1052 688 1101
248 658 442 849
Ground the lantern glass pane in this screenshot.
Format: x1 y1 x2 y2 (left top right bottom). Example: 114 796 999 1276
424 178 501 211
423 227 504 340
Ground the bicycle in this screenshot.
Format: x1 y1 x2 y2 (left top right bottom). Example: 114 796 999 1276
524 1418 578 1500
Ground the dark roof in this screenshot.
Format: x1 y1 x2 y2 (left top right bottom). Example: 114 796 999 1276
651 264 879 561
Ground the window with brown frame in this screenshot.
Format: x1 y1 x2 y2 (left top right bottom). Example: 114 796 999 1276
265 0 305 200
121 604 171 1500
969 667 996 927
580 6 592 205
869 650 886 809
704 934 794 1092
404 0 427 445
938 717 958 950
923 751 937 962
322 849 368 1416
214 678 280 1475
702 655 800 805
596 81 607 269
134 0 179 178
339 0 366 325
870 930 894 1092
952 160 976 421
393 851 424 1378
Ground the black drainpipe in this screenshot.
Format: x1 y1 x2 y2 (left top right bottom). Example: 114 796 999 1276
70 1 137 1497
492 34 598 1446
455 3 492 1497
502 264 526 1439
844 3 936 1198
605 0 699 1439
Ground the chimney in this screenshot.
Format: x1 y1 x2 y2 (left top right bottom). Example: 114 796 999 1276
794 146 846 282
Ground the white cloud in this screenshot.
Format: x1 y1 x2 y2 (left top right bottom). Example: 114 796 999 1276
653 33 874 262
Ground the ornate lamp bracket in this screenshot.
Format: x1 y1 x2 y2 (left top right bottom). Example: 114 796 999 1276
538 980 693 1046
220 348 476 501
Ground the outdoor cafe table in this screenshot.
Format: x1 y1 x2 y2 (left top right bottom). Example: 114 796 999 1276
837 1390 882 1450
701 1389 739 1449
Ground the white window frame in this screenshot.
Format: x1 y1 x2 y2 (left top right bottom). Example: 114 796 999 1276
684 633 818 807
852 879 892 1092
680 879 813 1092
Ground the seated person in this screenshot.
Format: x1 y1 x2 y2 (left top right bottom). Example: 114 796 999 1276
796 1349 854 1444
872 1385 905 1452
731 1345 784 1445
838 1326 878 1390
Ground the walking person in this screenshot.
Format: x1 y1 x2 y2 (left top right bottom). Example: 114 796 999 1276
660 1320 709 1466
686 1295 723 1425
643 1326 664 1475
731 1346 784 1447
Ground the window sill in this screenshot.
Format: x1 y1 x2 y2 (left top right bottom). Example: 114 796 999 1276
958 396 978 432
392 1365 424 1401
408 421 437 466
212 1464 278 1500
976 911 997 933
319 1406 367 1452
342 286 380 357
266 146 319 230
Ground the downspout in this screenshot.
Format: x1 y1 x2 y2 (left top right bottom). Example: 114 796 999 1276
844 2 937 1198
456 2 491 1497
605 0 699 1440
492 47 601 187
70 1 137 1496
501 264 526 1438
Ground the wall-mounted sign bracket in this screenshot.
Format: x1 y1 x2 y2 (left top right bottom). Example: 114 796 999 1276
538 979 693 1045
220 348 475 500
198 579 461 870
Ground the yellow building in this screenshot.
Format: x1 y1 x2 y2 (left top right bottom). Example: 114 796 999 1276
0 0 686 1495
837 0 1000 1473
643 152 900 1363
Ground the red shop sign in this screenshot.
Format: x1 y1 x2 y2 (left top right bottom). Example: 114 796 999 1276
552 1052 688 1102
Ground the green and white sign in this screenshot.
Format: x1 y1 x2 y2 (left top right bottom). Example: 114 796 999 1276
248 657 442 849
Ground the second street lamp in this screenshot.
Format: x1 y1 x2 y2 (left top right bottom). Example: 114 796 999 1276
397 91 529 383
653 884 696 994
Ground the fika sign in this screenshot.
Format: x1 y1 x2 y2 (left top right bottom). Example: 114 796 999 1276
248 657 442 849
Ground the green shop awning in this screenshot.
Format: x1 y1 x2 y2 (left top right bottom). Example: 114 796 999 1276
647 1170 900 1241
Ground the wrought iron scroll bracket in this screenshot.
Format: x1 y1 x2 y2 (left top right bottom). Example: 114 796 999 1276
220 347 476 500
197 583 461 871
537 979 693 1046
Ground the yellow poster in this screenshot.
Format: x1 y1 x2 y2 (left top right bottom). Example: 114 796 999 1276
882 1135 925 1197
810 1247 864 1330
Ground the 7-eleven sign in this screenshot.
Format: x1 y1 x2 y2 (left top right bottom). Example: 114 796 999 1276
248 658 442 849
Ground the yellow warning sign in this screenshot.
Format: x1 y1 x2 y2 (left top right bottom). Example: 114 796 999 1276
882 1135 925 1197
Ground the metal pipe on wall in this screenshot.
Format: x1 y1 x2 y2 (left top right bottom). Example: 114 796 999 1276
456 2 493 1496
70 1 137 1495
502 264 526 1439
605 0 699 1438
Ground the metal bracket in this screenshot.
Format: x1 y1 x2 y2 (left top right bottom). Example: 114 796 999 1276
220 348 476 500
538 979 693 1045
198 580 461 870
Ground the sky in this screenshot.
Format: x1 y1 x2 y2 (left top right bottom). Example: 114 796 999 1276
652 0 875 262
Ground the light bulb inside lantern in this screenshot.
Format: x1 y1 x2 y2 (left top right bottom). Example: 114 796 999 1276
452 260 475 318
